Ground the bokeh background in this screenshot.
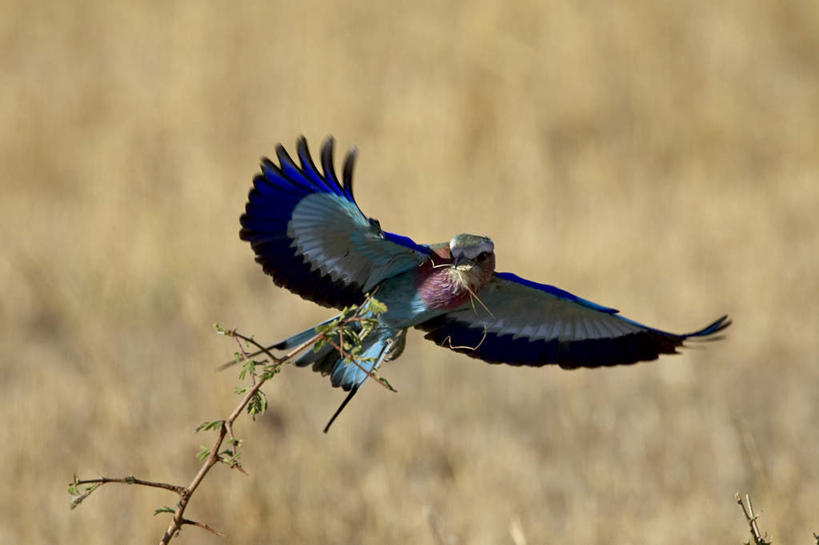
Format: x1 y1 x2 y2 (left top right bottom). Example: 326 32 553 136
2 0 818 543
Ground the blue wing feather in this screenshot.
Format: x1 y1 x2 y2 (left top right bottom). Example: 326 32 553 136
240 137 428 309
320 138 342 196
296 138 338 194
276 145 330 194
341 146 357 202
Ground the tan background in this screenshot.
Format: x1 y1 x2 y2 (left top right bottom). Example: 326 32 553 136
2 1 818 543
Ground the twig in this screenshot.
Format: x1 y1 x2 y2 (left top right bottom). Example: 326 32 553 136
181 518 225 537
71 298 390 543
73 475 184 495
217 288 382 371
736 492 772 545
156 331 304 543
68 332 312 543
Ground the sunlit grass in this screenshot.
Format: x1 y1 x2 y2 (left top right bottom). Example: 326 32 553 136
2 0 818 543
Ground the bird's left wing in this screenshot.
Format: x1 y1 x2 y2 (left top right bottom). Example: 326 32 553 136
417 272 730 368
240 137 429 309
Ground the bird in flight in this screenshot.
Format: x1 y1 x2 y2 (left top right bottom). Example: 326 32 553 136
239 137 730 431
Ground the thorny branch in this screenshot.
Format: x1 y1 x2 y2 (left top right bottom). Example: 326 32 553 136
68 296 389 543
71 475 185 496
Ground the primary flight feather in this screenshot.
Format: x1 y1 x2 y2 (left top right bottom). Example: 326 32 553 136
239 137 730 430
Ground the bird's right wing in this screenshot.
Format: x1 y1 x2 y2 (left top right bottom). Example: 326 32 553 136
417 272 730 368
240 137 430 309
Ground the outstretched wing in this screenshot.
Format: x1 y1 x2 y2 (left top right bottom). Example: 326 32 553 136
240 137 429 309
417 272 730 368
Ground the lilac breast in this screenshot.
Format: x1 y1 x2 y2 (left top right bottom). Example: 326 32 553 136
417 268 470 310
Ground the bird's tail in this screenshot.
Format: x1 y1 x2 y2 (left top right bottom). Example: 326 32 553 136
273 317 406 432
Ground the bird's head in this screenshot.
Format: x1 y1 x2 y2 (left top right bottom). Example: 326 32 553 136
449 233 495 268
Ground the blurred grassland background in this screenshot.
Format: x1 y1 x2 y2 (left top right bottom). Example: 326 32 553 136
2 0 818 543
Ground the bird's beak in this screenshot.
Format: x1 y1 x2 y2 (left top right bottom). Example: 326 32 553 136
452 255 465 267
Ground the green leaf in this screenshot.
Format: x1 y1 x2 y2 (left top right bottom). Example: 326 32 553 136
247 390 268 420
378 376 398 392
154 506 176 516
239 358 256 380
196 445 211 461
195 420 223 433
315 323 331 335
260 364 281 381
367 297 388 315
68 482 101 510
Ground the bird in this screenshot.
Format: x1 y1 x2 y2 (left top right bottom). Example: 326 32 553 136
239 137 730 431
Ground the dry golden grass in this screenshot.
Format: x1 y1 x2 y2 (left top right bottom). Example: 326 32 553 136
2 0 818 543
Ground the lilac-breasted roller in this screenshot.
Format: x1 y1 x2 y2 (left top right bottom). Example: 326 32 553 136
239 137 730 430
